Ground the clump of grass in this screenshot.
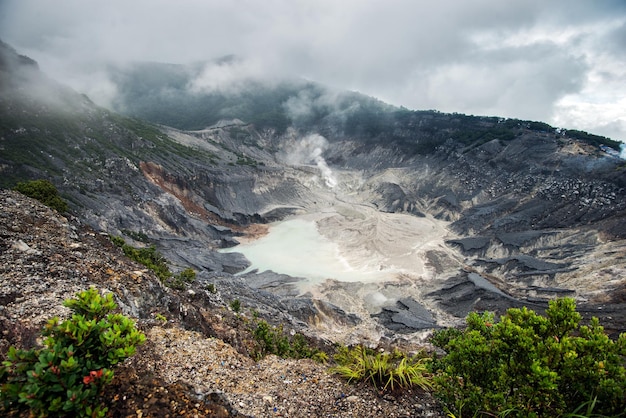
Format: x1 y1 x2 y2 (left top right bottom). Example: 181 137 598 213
331 345 431 392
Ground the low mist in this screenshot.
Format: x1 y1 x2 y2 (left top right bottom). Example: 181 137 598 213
186 56 277 95
283 87 361 128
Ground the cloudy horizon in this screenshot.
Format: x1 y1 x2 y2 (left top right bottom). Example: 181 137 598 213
1 0 625 143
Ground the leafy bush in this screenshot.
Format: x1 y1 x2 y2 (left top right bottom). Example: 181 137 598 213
177 268 196 283
430 298 626 417
331 345 431 392
0 288 145 417
120 229 149 243
110 236 196 289
13 179 68 213
251 319 323 361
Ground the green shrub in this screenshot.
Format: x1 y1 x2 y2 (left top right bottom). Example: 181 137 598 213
430 298 626 417
120 229 149 243
123 245 171 281
229 299 241 313
13 179 68 213
0 288 145 417
164 268 196 290
331 345 431 392
251 319 322 361
110 236 197 290
109 235 125 248
110 236 171 282
177 268 196 283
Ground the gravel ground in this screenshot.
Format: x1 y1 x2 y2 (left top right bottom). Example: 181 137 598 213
131 326 445 418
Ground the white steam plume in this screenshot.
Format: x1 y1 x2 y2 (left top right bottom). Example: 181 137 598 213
311 144 338 188
621 143 626 160
280 133 337 188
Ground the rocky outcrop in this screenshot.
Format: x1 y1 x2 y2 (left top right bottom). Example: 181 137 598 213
374 298 437 332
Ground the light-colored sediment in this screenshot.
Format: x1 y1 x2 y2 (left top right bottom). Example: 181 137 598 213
224 189 467 341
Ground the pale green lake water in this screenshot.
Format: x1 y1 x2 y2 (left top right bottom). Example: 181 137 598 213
221 218 389 284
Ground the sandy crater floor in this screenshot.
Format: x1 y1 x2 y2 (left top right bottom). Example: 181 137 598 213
227 205 456 288
223 192 466 339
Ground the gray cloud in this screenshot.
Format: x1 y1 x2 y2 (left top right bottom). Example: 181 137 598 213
1 0 625 142
417 42 588 120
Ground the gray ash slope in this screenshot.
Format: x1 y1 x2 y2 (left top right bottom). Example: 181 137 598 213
1 42 625 336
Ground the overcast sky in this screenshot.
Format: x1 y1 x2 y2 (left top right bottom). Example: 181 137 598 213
1 0 625 143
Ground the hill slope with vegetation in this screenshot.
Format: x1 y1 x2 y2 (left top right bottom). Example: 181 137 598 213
2 189 624 417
